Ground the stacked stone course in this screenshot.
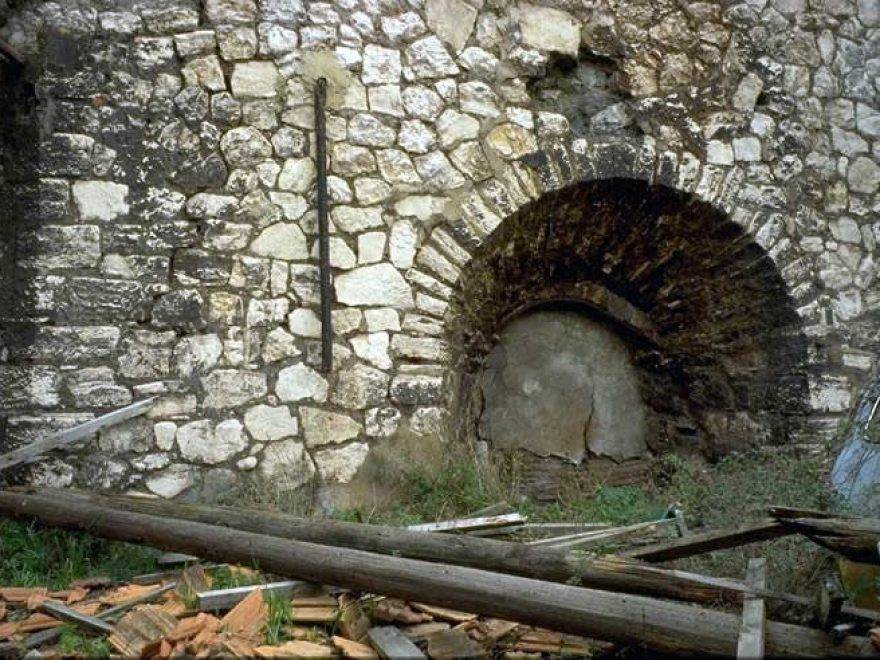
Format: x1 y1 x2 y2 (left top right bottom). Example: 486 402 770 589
0 0 878 501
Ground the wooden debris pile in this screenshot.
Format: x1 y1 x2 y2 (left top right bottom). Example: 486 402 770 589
3 488 880 657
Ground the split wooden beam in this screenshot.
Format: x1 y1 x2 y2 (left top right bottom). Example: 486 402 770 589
0 398 156 473
37 489 794 607
197 581 318 611
39 599 115 635
773 516 880 565
0 489 872 658
737 558 767 659
620 518 792 562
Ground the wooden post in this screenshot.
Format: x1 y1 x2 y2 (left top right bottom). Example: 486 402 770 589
0 489 872 658
737 558 767 659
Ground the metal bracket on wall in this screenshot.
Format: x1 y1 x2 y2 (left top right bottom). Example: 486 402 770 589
314 77 332 373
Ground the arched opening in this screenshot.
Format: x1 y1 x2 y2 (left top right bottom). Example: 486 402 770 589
450 178 809 495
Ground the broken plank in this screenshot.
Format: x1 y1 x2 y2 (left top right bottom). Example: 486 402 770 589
0 398 156 473
620 519 792 562
405 513 525 533
332 635 378 659
368 626 427 659
737 558 767 659
158 551 199 566
540 518 677 549
39 599 114 635
198 581 317 611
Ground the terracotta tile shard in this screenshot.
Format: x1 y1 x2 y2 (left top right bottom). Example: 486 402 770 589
254 640 336 658
411 603 477 623
101 583 161 605
220 587 266 644
400 621 452 643
222 635 257 657
0 602 6 622
332 634 379 659
468 618 518 645
290 606 337 623
168 612 216 642
0 587 47 603
107 604 178 657
374 599 432 624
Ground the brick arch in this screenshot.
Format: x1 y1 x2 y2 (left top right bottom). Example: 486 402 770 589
404 139 813 458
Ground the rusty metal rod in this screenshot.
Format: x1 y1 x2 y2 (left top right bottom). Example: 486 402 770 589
314 77 332 373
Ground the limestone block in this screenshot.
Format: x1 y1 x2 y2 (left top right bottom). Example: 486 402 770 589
313 442 369 482
362 45 402 85
390 373 444 405
73 181 129 222
366 405 401 437
358 232 387 264
201 369 268 408
276 362 329 402
17 225 101 270
301 408 362 447
425 0 477 53
174 334 223 378
220 127 274 167
259 439 315 488
288 308 322 338
278 157 317 192
402 85 444 120
146 464 194 498
262 327 302 362
406 36 459 78
335 263 414 307
515 3 580 57
250 222 308 260
332 363 390 408
351 332 392 370
244 404 299 441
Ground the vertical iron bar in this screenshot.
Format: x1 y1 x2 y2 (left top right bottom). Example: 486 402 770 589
315 77 332 374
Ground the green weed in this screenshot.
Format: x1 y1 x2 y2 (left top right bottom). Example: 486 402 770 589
58 625 109 658
264 591 293 646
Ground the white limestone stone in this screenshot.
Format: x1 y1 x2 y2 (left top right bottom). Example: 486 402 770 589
459 80 500 117
335 263 414 307
390 219 419 269
301 407 362 447
313 441 369 482
365 308 400 332
146 464 193 498
351 332 392 369
348 113 396 147
366 405 401 437
174 334 223 378
333 363 391 408
262 326 302 362
376 149 422 185
250 222 308 260
269 192 308 220
259 439 316 489
485 123 537 159
394 196 446 223
246 298 290 326
362 44 402 84
406 35 459 79
202 370 267 408
515 3 580 57
177 419 246 464
278 157 317 192
398 120 437 153
244 404 299 441
368 85 404 117
436 109 479 149
276 362 329 402
358 232 387 264
381 11 426 43
220 126 273 167
154 421 177 451
288 308 322 338
73 181 129 221
310 236 357 269
332 308 363 335
414 151 466 189
332 144 377 175
354 178 392 205
331 205 384 232
231 61 280 97
402 85 444 120
425 0 477 53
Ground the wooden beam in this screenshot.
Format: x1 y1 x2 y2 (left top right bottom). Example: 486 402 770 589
406 513 525 533
39 600 115 635
198 581 318 611
0 489 872 658
737 558 767 659
776 517 880 565
0 398 156 472
620 519 792 562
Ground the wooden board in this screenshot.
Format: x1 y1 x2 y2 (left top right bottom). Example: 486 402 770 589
737 558 767 659
368 626 427 659
0 398 155 472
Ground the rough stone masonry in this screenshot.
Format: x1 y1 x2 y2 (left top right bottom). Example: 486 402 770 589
0 0 879 503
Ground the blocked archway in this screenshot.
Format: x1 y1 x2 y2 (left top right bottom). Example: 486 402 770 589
447 177 810 480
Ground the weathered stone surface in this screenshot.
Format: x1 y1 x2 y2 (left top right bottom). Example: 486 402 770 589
278 157 317 192
175 334 223 378
17 226 101 270
177 418 246 464
425 0 477 53
485 123 537 159
73 181 129 222
262 327 301 362
259 439 315 488
276 362 329 402
406 36 459 79
366 405 401 437
335 264 414 308
515 3 580 56
250 222 308 259
849 156 880 193
201 370 268 408
301 407 362 447
220 127 274 167
332 363 391 408
390 373 444 405
231 61 281 98
152 290 206 332
244 404 298 441
313 442 369 482
146 464 194 498
362 45 402 85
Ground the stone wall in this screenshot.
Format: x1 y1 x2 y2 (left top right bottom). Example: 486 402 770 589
0 0 878 502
